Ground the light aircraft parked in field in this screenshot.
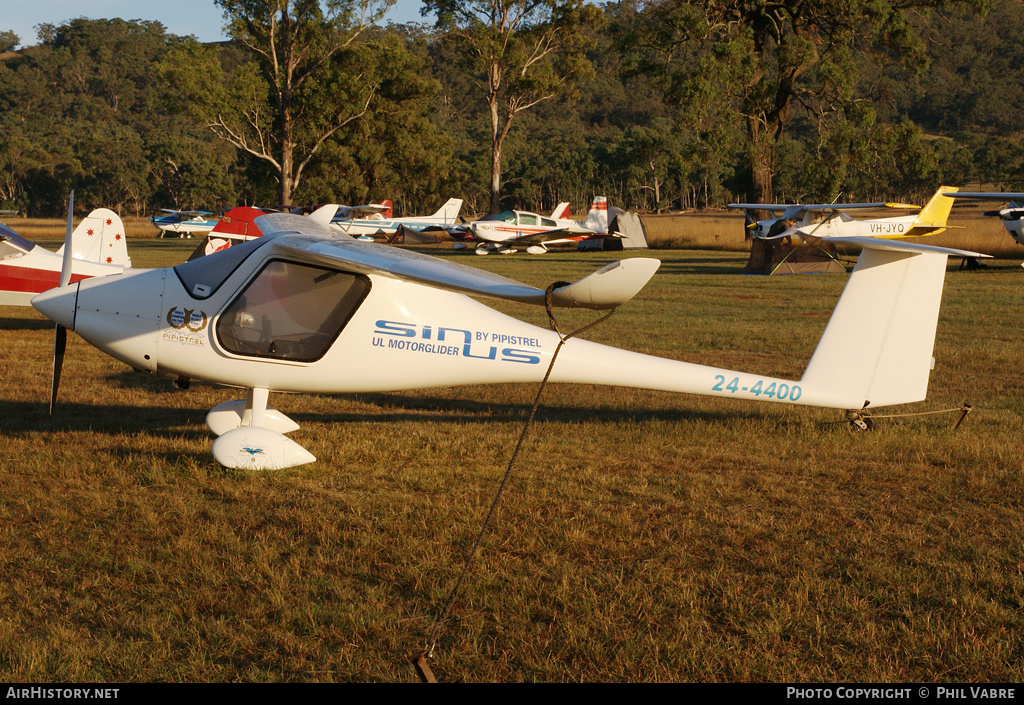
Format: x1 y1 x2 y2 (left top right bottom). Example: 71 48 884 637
330 198 464 240
458 196 621 255
188 205 348 258
730 186 959 241
0 206 130 306
943 191 1024 265
187 206 269 260
32 203 986 470
150 209 219 238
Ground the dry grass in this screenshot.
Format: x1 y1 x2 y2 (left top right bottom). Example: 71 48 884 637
0 224 1021 682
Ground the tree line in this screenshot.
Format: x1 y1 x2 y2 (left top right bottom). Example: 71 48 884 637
1 0 1021 219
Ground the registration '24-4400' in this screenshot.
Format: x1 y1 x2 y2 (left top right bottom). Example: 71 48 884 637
712 375 803 401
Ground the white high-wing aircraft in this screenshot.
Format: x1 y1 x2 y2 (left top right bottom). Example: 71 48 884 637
943 191 1024 265
330 198 464 239
0 207 131 306
460 196 621 255
32 208 985 470
730 186 960 241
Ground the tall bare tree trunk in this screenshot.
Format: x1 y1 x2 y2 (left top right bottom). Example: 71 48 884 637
488 91 503 214
747 117 775 204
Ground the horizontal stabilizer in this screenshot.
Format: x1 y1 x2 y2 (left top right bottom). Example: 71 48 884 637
817 235 989 259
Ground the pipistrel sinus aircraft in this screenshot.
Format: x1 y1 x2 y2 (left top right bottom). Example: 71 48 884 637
150 209 219 238
461 196 620 255
0 207 131 306
330 198 464 239
32 203 986 470
943 191 1024 264
730 186 960 241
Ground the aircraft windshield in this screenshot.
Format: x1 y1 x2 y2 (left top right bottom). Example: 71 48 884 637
495 211 517 223
0 224 35 255
216 260 370 362
173 236 272 299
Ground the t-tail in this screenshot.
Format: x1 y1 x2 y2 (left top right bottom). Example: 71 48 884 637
57 208 131 267
547 238 986 412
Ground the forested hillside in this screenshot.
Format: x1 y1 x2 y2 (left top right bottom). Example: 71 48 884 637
0 0 1020 217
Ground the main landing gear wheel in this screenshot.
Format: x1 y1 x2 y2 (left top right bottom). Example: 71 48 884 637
846 410 874 431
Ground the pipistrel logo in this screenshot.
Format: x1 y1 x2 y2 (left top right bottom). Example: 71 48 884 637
167 307 208 333
163 307 209 347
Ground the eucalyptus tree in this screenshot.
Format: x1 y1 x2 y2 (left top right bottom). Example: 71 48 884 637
200 0 394 207
628 0 990 203
424 0 603 212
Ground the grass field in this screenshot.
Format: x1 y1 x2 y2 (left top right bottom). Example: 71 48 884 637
0 216 1022 682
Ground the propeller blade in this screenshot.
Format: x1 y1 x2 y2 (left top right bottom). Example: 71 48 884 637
49 324 66 416
59 191 74 288
51 190 75 415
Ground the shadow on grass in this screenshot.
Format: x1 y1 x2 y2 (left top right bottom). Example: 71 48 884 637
0 315 53 331
289 390 761 427
0 399 206 437
1 387 762 438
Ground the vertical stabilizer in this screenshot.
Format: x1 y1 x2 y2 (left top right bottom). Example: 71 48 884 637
550 202 571 219
583 196 610 233
59 208 131 267
914 185 959 229
431 198 464 223
800 245 949 408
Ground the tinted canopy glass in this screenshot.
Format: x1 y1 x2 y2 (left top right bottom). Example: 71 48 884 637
216 260 370 362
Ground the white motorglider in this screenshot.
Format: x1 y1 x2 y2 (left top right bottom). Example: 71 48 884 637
33 210 985 470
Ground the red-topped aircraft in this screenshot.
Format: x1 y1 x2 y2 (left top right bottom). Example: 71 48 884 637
0 208 131 306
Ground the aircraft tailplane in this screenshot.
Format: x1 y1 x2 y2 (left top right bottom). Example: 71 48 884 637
430 198 463 223
913 185 959 231
800 239 976 408
582 196 610 234
58 208 131 268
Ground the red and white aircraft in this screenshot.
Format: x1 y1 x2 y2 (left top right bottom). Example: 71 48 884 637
186 204 351 259
186 206 269 260
459 196 622 255
0 208 131 306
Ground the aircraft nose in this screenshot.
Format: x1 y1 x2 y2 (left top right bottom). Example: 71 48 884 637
32 284 78 330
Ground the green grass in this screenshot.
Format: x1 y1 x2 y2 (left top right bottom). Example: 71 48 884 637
0 235 1022 682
